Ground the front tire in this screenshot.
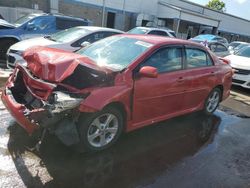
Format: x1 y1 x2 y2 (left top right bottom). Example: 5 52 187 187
77 107 124 152
204 88 221 115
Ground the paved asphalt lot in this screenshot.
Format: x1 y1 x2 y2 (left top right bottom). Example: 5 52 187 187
0 69 250 188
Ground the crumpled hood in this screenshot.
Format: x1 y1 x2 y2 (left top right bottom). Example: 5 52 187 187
225 54 250 70
10 37 58 51
23 46 111 82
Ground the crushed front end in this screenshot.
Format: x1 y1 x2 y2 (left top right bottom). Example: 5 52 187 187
1 47 116 147
1 64 91 146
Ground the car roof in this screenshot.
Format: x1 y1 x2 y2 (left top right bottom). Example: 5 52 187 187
118 34 206 48
27 13 90 22
230 41 248 45
134 26 175 33
193 34 218 39
76 26 124 33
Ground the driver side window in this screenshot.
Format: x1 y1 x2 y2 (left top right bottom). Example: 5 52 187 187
26 16 55 31
143 47 183 73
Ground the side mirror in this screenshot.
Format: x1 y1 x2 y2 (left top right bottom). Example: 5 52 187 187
139 66 158 78
26 23 35 31
80 41 91 48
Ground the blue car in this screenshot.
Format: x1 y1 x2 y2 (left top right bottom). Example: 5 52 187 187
190 34 229 47
0 13 90 65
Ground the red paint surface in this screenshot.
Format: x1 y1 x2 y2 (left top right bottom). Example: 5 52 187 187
2 35 232 134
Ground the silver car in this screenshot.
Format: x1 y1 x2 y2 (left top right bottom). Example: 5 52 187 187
6 26 124 69
127 27 176 38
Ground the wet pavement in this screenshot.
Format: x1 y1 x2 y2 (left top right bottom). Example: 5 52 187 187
0 99 250 187
1 70 250 188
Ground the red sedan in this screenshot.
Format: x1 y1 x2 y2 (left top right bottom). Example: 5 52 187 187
1 34 233 151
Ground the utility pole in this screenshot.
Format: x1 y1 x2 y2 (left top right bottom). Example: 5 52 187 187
101 0 106 27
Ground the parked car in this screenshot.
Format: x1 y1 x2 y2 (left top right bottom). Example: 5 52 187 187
127 27 176 37
231 42 250 54
0 13 90 65
208 42 230 57
228 41 247 53
6 26 124 69
190 34 229 46
1 35 233 152
225 46 250 89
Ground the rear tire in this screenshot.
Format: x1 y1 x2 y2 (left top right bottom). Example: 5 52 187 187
77 107 124 152
204 88 221 115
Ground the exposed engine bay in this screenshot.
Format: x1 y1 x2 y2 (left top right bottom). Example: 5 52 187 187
7 61 116 146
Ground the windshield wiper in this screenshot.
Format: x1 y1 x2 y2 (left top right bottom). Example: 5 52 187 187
44 35 57 42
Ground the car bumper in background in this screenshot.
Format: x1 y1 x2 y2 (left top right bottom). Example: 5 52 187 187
232 73 250 89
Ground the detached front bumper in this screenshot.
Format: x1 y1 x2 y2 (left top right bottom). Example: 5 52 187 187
1 87 39 134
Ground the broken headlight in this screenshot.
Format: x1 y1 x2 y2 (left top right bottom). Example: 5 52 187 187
51 92 83 113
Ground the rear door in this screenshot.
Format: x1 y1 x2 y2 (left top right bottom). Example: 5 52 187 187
132 46 187 126
181 46 218 110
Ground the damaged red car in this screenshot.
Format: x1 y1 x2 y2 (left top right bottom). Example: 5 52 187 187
1 35 233 152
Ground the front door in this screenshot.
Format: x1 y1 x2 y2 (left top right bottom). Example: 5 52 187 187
132 46 187 127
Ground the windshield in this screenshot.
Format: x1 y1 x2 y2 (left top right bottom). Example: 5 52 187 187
229 42 242 49
169 31 176 37
234 43 249 51
13 14 36 26
49 27 90 43
235 46 250 58
127 28 149 34
77 36 153 71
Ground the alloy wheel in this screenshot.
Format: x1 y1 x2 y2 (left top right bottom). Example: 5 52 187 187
206 90 220 113
87 113 119 148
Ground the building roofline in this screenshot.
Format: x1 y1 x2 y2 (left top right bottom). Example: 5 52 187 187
181 0 250 22
158 1 220 23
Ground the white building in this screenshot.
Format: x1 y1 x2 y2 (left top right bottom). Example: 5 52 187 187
59 0 250 42
1 0 250 42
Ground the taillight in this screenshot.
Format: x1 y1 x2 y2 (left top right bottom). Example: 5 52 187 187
219 57 231 65
231 68 235 76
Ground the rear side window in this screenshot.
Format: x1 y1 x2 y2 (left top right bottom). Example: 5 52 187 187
210 44 228 53
56 18 87 30
143 47 183 73
215 44 228 52
26 16 55 31
73 31 120 47
148 30 168 36
186 48 213 68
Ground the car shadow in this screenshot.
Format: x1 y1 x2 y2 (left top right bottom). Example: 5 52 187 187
231 85 250 97
7 112 221 188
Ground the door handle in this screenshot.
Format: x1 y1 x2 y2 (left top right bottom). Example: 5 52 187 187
210 71 216 76
177 77 184 82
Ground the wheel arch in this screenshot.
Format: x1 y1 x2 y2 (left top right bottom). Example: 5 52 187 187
214 85 224 101
0 36 20 42
104 101 127 131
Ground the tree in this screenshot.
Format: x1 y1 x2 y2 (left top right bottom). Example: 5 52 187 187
206 0 226 12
